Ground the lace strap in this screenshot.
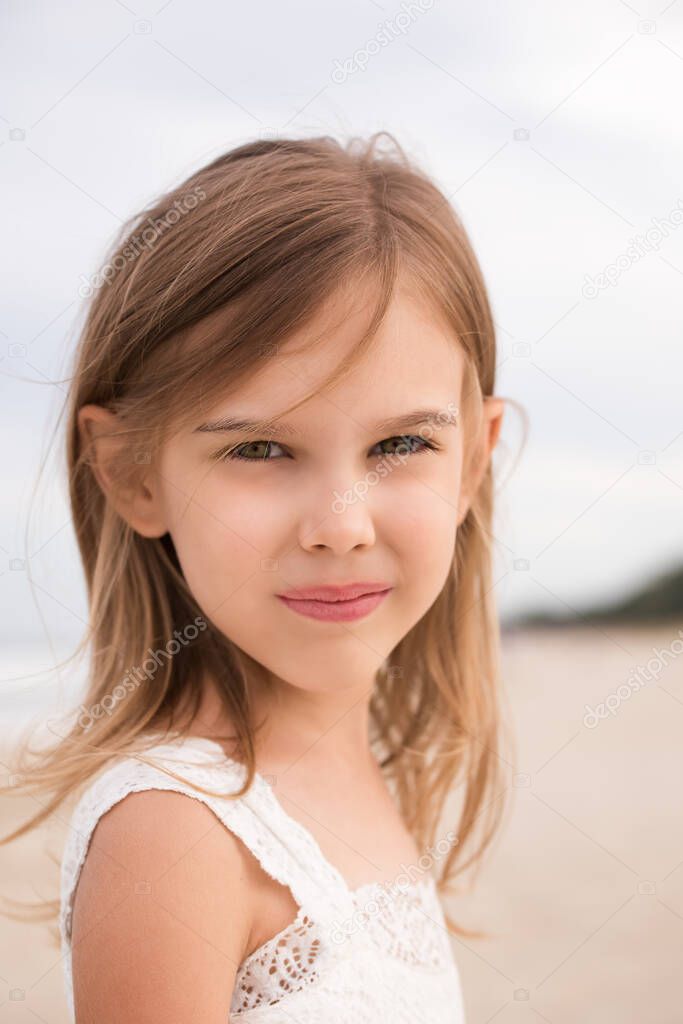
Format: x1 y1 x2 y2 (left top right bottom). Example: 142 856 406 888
60 737 355 948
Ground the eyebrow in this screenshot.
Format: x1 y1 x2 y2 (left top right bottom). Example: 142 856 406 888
193 407 458 438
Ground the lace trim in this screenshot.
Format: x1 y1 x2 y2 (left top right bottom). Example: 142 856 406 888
351 878 454 970
232 911 324 1012
232 877 454 1014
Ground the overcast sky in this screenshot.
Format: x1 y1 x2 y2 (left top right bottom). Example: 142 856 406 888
2 0 682 694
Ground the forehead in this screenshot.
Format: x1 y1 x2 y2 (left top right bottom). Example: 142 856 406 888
206 281 464 425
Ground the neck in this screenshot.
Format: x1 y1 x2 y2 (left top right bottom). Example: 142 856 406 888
185 666 378 777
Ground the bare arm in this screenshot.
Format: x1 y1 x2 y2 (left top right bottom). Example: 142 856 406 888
70 789 254 1023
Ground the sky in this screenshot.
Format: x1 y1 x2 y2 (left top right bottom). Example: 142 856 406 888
1 0 682 700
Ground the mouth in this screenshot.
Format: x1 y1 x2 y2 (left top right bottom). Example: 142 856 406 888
277 581 391 601
276 586 393 623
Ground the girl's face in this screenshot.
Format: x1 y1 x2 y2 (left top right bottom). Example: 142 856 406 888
121 281 498 695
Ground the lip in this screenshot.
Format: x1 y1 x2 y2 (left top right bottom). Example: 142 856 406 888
276 582 393 623
277 581 391 602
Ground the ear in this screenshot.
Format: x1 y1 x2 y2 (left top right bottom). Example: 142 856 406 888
77 404 169 539
456 396 505 525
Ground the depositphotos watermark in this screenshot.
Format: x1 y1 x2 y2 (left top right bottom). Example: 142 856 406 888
583 627 683 728
331 0 435 83
581 197 683 298
330 829 458 944
77 616 208 730
331 401 458 514
77 185 207 298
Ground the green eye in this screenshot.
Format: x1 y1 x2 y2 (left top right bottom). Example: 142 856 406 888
373 435 435 457
222 440 286 461
216 434 438 463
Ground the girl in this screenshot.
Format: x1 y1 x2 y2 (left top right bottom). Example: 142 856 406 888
3 132 511 1022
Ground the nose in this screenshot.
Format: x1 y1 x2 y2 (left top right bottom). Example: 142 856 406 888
297 476 377 553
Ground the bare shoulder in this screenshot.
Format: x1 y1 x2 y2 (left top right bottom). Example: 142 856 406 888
71 788 254 1023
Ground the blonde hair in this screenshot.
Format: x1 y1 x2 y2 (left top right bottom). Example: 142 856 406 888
2 132 519 940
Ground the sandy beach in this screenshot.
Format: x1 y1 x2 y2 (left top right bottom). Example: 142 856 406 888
1 622 681 1022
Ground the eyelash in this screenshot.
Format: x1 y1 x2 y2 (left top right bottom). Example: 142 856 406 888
213 434 441 463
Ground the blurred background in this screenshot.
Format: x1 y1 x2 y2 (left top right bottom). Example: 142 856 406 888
1 0 682 1021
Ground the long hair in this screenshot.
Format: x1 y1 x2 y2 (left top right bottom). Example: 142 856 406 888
1 131 517 939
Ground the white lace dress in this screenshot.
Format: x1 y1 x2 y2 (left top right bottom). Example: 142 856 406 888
60 735 466 1022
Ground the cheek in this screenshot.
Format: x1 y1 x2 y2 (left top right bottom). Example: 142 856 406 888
160 461 285 611
388 449 461 544
390 480 459 602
